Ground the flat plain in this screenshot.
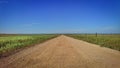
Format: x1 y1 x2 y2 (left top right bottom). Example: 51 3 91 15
0 35 120 68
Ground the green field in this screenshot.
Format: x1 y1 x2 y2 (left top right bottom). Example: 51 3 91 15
67 34 120 51
0 34 58 57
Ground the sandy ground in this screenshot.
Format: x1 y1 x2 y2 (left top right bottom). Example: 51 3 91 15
0 35 120 68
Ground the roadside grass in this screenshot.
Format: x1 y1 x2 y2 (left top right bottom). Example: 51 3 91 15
67 34 120 51
0 34 58 57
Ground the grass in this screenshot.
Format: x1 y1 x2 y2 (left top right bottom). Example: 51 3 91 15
67 34 120 51
0 34 58 56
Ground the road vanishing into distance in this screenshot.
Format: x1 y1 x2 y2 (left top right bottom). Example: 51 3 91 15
0 35 120 68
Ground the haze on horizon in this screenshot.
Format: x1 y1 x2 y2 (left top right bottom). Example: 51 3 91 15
0 0 120 34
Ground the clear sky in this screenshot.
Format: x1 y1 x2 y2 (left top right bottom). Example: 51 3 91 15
0 0 120 34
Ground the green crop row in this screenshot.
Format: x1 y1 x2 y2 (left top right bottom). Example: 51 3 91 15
67 34 120 51
0 34 58 56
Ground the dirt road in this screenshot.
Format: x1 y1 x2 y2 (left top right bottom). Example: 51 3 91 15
0 35 120 68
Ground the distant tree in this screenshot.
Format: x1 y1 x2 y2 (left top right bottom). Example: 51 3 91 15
96 32 97 37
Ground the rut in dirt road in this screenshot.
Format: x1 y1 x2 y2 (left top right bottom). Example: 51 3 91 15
0 35 120 68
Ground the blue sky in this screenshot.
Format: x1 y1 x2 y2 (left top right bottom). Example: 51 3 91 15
0 0 120 34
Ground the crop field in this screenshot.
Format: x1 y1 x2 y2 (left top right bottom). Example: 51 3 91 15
67 34 120 51
0 34 58 57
